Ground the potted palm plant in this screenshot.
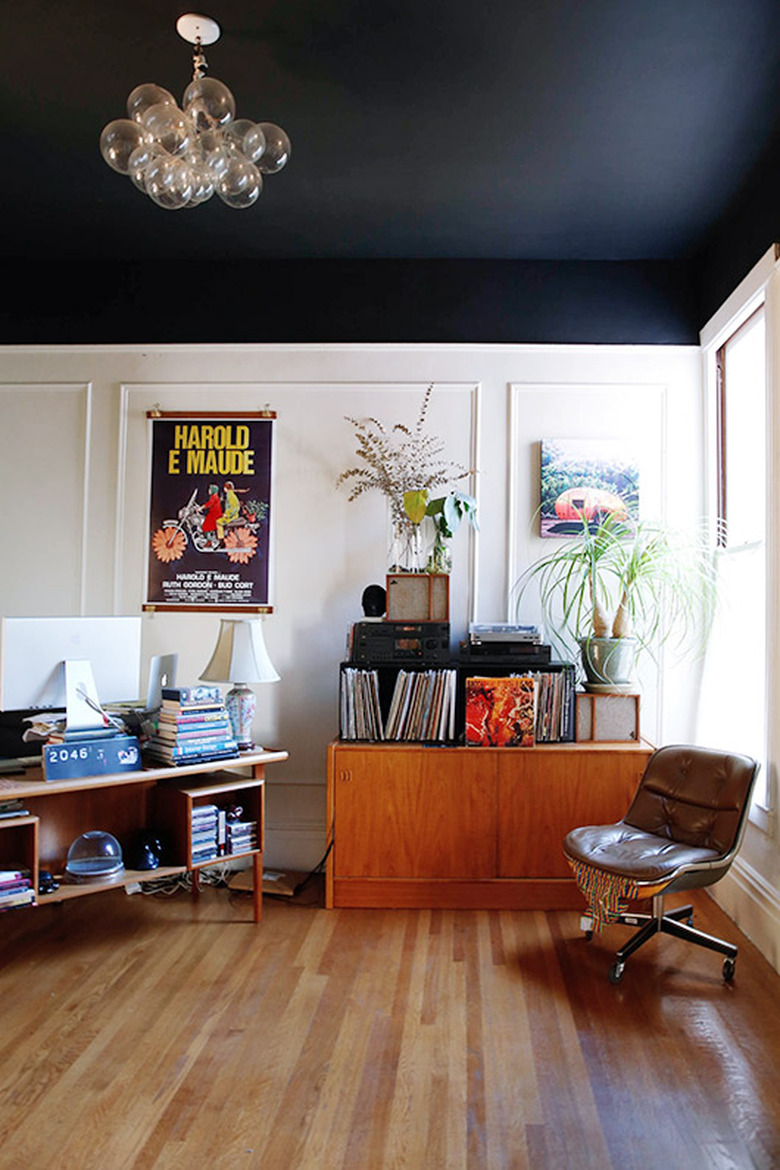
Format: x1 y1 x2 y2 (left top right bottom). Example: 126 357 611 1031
514 512 718 688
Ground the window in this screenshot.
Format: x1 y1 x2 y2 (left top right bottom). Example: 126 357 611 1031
716 307 766 549
703 305 769 808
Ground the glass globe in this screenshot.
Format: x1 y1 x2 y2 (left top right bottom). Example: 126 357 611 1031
217 156 262 208
224 119 266 163
183 76 236 131
143 155 195 210
188 129 230 180
142 103 194 157
127 142 160 192
66 830 124 882
100 119 147 174
188 170 216 206
127 83 176 124
256 123 291 174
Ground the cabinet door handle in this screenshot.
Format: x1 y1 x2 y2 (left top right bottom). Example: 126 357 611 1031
339 769 352 783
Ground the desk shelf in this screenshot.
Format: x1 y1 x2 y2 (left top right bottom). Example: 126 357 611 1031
0 749 286 924
42 865 186 902
0 815 38 909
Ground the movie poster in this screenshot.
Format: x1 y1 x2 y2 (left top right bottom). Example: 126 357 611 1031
146 413 274 610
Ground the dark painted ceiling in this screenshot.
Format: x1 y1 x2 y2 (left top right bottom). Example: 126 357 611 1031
4 0 780 266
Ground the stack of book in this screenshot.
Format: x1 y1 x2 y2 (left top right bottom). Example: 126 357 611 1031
191 804 220 865
0 868 35 910
226 817 258 855
146 686 239 766
0 798 30 820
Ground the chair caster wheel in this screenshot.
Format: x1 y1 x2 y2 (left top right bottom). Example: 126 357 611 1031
609 961 625 984
722 957 736 982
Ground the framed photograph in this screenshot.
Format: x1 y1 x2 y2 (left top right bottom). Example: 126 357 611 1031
145 411 275 611
539 438 639 537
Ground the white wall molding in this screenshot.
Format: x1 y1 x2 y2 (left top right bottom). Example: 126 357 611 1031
711 855 780 974
0 381 91 615
506 380 669 609
115 377 481 625
0 341 702 359
505 380 676 743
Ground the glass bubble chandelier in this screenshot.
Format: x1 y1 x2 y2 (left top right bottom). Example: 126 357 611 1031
99 13 291 211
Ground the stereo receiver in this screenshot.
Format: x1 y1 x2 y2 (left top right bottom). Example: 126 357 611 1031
351 621 450 663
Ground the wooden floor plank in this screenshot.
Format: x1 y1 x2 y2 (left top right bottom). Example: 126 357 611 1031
0 886 778 1169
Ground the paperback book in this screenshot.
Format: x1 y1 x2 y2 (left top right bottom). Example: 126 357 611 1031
162 685 222 706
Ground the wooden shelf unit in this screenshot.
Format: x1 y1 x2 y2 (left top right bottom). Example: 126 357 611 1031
339 658 576 745
0 814 38 911
0 749 287 923
154 771 266 910
326 739 652 909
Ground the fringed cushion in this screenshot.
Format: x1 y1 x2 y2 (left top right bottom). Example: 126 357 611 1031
566 857 643 930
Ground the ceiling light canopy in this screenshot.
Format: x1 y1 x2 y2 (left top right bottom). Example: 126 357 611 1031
99 13 291 210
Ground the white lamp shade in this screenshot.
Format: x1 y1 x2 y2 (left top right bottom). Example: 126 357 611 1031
199 619 280 685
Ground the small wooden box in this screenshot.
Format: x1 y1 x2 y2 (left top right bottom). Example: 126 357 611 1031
386 573 449 621
576 692 640 742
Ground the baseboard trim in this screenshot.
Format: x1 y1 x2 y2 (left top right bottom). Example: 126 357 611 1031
709 857 780 975
264 824 326 872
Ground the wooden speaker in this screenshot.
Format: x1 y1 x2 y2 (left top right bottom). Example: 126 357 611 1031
385 573 450 621
576 692 640 742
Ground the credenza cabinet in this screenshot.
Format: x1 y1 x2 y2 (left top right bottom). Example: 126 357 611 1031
326 740 652 909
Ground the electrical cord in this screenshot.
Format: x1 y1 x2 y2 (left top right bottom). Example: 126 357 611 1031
139 860 235 896
138 843 334 902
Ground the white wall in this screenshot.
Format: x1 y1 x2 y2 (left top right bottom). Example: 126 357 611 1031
0 342 702 871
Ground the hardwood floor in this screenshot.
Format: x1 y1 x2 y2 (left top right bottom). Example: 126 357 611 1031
0 883 778 1169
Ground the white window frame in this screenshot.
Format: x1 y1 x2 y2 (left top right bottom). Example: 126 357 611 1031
700 243 779 834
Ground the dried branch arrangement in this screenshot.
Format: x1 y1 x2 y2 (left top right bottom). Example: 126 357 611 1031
337 385 468 527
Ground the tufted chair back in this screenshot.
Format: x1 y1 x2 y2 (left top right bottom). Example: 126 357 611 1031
623 744 757 857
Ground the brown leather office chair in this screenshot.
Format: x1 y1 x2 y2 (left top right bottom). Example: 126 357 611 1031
563 744 759 983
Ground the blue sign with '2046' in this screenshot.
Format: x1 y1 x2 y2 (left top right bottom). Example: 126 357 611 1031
43 735 141 781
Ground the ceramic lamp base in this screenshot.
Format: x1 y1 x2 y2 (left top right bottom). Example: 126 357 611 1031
225 683 256 750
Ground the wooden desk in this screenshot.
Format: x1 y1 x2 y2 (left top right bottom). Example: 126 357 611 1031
0 748 288 923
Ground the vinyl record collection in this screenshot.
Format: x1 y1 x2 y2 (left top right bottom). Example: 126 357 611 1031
339 664 575 745
340 667 457 743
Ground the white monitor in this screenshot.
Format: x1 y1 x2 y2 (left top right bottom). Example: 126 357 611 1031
0 616 142 711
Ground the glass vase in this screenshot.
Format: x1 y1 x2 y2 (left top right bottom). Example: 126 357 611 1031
388 521 424 573
426 534 452 574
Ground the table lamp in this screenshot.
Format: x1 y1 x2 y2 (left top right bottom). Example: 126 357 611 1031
199 618 279 749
